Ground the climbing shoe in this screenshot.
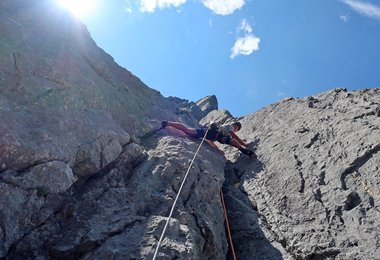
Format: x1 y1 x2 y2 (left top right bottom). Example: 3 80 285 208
240 147 254 157
161 121 168 128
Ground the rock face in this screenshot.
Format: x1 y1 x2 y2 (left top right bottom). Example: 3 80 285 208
0 0 201 172
7 140 227 259
217 88 380 259
0 0 225 258
196 95 218 115
1 1 380 259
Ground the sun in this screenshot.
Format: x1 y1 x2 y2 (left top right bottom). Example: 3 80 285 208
57 0 98 19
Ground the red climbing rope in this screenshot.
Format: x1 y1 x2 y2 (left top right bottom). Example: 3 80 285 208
220 189 237 260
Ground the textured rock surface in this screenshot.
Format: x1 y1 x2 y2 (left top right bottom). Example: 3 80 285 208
1 1 380 259
221 88 380 259
196 95 218 115
0 0 199 173
7 140 227 259
1 0 223 258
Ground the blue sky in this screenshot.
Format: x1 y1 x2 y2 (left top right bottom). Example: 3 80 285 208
58 0 380 116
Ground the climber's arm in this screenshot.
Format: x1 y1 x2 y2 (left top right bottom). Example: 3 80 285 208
230 131 247 147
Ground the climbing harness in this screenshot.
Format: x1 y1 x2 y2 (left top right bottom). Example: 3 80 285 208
220 189 237 260
152 128 210 260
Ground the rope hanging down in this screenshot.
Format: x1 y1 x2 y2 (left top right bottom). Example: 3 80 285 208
220 189 237 260
152 128 209 260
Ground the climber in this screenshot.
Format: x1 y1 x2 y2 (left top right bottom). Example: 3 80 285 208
161 121 254 159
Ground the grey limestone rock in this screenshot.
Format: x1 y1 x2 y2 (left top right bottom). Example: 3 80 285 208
2 161 76 194
224 88 380 259
1 0 380 259
7 138 228 260
200 109 233 126
196 95 218 115
0 0 210 257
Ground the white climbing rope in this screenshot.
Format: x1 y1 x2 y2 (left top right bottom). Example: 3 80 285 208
152 128 209 260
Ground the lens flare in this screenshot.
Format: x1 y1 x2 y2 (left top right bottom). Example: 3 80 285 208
57 0 97 19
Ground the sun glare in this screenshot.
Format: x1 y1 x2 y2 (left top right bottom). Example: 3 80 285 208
57 0 97 19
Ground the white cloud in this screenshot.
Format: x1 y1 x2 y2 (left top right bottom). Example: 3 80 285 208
139 0 187 13
238 19 253 33
339 13 350 22
230 35 260 59
125 0 133 13
202 0 245 15
340 0 380 20
137 0 245 14
230 19 260 59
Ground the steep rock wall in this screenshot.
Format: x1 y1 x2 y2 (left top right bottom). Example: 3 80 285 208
6 137 228 259
1 1 380 259
219 88 380 259
1 1 221 258
0 0 205 173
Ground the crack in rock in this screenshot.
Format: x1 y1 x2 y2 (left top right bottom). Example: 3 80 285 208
340 144 380 190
